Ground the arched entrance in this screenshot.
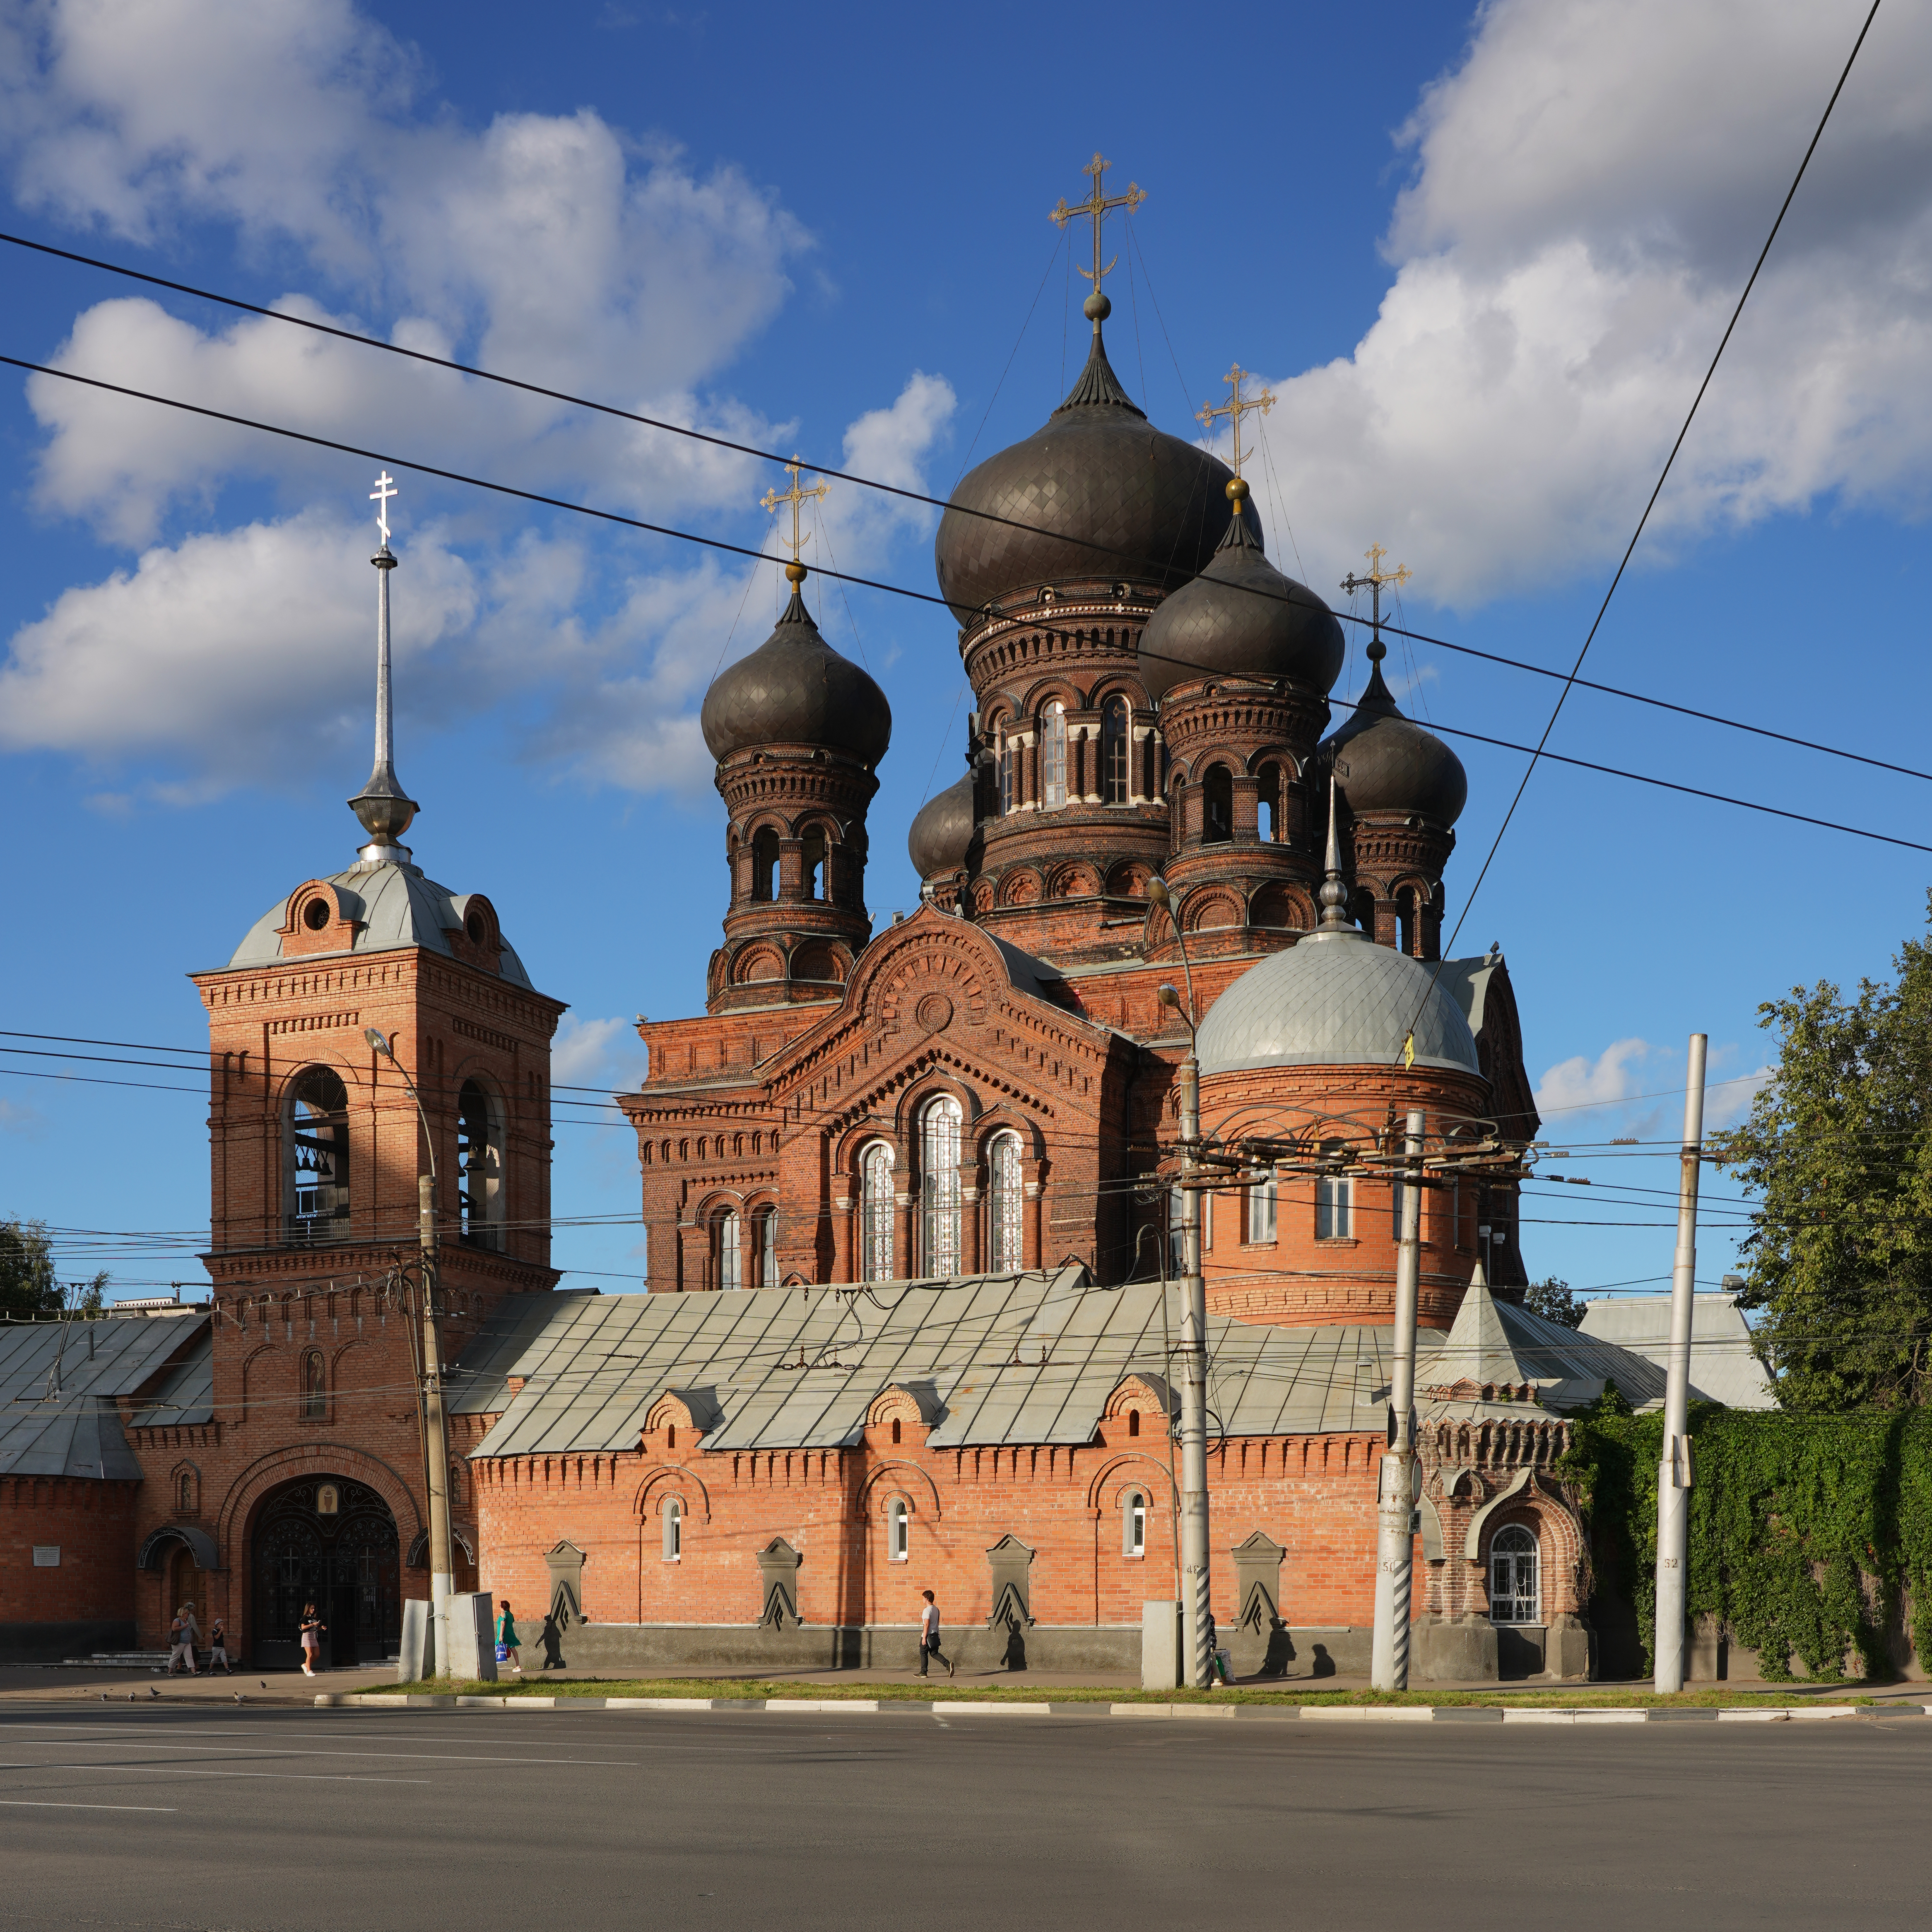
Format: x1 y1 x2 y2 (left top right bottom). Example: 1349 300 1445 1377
250 1476 400 1670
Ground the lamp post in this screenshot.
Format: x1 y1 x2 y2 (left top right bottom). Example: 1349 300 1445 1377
1148 876 1211 1691
1371 1108 1426 1691
365 1026 454 1677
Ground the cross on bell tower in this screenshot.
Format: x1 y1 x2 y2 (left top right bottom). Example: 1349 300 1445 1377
760 457 830 588
1342 544 1413 661
1051 154 1146 326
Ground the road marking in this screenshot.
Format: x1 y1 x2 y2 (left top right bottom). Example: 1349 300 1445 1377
9 1762 430 1784
0 1799 177 1812
0 1733 636 1766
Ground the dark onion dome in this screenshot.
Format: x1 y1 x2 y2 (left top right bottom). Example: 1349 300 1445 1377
908 769 977 879
701 580 891 766
1318 646 1468 825
1137 493 1345 701
933 327 1251 625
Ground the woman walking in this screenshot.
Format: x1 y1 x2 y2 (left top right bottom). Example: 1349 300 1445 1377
166 1604 199 1676
495 1599 522 1677
298 1602 326 1678
207 1614 232 1675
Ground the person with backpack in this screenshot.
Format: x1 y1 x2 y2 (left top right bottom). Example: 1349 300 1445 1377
917 1590 955 1678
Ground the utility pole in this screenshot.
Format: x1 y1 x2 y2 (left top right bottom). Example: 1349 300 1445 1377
1654 1032 1708 1694
1371 1108 1426 1691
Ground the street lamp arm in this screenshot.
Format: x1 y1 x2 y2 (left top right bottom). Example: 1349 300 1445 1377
364 1027 437 1188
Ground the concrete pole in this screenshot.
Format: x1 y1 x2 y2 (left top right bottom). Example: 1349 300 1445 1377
1372 1108 1426 1691
419 1171 454 1676
1176 1053 1211 1689
1654 1033 1707 1694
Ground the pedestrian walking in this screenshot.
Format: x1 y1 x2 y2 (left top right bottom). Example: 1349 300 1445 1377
917 1589 955 1678
207 1614 232 1675
1204 1609 1232 1687
167 1603 199 1676
496 1599 522 1676
298 1602 326 1678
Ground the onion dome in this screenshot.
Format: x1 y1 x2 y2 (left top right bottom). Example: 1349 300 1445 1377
933 319 1249 625
1318 645 1467 825
908 770 977 880
1137 493 1345 701
701 578 891 766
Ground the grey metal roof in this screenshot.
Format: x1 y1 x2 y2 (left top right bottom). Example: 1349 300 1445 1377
1578 1294 1774 1409
129 1333 216 1428
224 858 534 988
1197 927 1481 1077
0 1312 210 1479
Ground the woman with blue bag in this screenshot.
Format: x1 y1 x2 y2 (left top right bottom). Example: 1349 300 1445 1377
496 1599 522 1676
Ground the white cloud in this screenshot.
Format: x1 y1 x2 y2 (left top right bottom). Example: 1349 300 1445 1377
1231 0 1932 607
0 1095 46 1135
552 1014 647 1092
1534 1036 1773 1137
1535 1036 1659 1118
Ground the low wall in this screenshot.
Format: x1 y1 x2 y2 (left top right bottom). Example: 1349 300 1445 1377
0 1619 137 1664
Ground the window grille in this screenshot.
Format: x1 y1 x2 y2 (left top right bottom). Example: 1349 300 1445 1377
1246 1172 1277 1244
1489 1524 1541 1623
1041 704 1067 809
1102 699 1130 805
713 1210 742 1291
860 1144 895 1282
920 1096 963 1277
999 732 1015 814
988 1132 1023 1272
1316 1146 1353 1239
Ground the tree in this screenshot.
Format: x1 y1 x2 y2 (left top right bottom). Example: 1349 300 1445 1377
1713 897 1932 1412
0 1219 106 1319
1524 1275 1585 1327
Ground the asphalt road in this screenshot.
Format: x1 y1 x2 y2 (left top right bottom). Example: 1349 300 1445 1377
0 1705 1927 1931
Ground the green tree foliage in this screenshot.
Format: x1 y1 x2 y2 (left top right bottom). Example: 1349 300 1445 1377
1523 1276 1585 1327
1713 901 1932 1412
0 1218 106 1318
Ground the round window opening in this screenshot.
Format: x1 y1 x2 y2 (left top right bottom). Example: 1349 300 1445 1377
302 898 331 932
465 911 486 945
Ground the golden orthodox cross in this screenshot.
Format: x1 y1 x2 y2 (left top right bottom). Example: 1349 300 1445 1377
1050 154 1147 297
1341 544 1412 644
761 456 829 580
1196 364 1274 482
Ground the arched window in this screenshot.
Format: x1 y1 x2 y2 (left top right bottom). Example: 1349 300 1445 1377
752 1206 778 1288
1123 1489 1147 1557
998 726 1016 814
1041 703 1068 809
1316 1145 1353 1241
988 1132 1024 1273
286 1067 350 1245
1127 1409 1140 1438
663 1498 682 1562
888 1497 909 1563
1257 762 1282 842
711 1209 742 1291
891 1416 902 1445
751 828 779 902
458 1080 504 1251
802 827 827 902
1101 698 1130 805
300 1350 326 1421
1202 764 1233 843
1489 1523 1541 1624
178 1472 194 1512
1398 886 1418 958
1246 1169 1278 1244
860 1143 895 1282
920 1096 963 1277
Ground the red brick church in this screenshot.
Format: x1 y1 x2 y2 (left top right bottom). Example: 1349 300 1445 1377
0 189 1682 1684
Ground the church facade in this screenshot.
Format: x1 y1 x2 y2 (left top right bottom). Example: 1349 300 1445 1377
2 185 1682 1684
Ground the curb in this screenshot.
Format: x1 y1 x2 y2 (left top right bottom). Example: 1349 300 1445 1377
315 1692 1924 1722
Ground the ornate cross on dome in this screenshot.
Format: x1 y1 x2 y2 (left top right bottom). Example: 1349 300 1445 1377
1342 544 1412 658
761 457 829 582
1197 364 1274 482
1050 154 1146 306
370 470 397 547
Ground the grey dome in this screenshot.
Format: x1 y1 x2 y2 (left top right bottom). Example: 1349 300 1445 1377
1320 658 1467 825
1197 927 1479 1077
701 588 891 765
908 770 977 879
224 861 534 987
1138 507 1345 701
933 333 1248 625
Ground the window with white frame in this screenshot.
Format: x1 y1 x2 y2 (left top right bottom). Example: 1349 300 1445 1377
1041 703 1067 809
1316 1145 1353 1239
988 1132 1023 1273
1246 1170 1277 1244
1489 1523 1540 1623
712 1209 742 1291
998 726 1015 814
920 1096 963 1277
860 1143 895 1282
753 1205 778 1288
1123 1489 1147 1558
1101 698 1130 805
663 1498 682 1561
888 1496 909 1563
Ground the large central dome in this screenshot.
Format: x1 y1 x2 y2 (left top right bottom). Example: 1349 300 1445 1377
933 328 1250 626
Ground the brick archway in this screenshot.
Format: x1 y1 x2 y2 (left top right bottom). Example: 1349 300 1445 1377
216 1442 423 1578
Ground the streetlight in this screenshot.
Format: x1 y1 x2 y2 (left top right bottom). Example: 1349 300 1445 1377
365 1026 455 1679
1147 877 1210 1689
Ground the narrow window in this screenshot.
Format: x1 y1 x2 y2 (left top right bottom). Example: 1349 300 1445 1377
458 1079 503 1252
1246 1171 1277 1244
891 1416 902 1445
1398 887 1416 958
1203 764 1233 843
1316 1145 1353 1240
179 1473 193 1511
1125 1490 1147 1557
300 1351 326 1421
1102 698 1130 805
713 1209 742 1291
860 1143 895 1283
999 729 1015 814
920 1096 963 1277
664 1498 682 1561
1258 762 1282 842
802 827 827 902
1489 1523 1540 1624
751 1206 778 1288
1041 703 1067 809
751 828 779 902
1127 1409 1140 1439
889 1497 910 1563
287 1067 350 1245
988 1132 1024 1273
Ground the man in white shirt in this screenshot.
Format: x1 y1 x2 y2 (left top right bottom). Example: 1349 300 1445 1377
917 1590 955 1678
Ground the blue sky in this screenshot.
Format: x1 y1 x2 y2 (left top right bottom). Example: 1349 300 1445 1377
2 0 1927 1305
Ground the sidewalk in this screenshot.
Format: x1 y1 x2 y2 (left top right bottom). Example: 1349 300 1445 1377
0 1662 400 1705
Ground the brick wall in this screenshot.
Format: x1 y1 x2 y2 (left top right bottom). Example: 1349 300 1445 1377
0 1478 139 1624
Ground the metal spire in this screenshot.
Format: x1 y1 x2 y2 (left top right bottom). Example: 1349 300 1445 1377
1314 766 1362 938
348 471 419 867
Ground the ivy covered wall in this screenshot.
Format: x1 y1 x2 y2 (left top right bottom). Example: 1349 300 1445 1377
1561 1407 1932 1681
